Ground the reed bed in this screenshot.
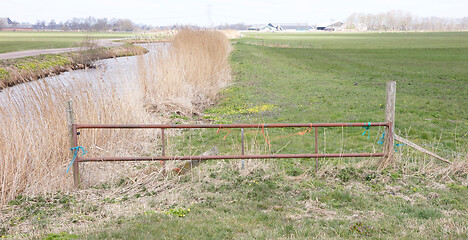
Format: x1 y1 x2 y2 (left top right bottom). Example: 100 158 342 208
219 30 241 39
138 29 231 114
0 79 149 204
0 29 232 205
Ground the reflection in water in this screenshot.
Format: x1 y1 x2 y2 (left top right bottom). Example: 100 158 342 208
1 54 138 103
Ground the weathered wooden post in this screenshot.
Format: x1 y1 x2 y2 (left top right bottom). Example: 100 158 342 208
383 81 396 166
67 100 80 188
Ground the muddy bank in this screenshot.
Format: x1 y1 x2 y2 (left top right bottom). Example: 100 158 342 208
0 44 147 90
123 39 172 44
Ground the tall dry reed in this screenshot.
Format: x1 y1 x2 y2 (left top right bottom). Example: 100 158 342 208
138 29 231 113
0 79 149 204
0 30 232 205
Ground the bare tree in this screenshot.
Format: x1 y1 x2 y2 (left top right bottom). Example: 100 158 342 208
461 17 468 30
83 17 97 31
33 20 45 30
94 18 109 31
346 10 468 31
119 19 136 31
48 19 57 30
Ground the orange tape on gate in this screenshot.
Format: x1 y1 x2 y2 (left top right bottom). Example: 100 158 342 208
261 123 271 147
270 123 313 141
217 123 314 148
216 123 231 140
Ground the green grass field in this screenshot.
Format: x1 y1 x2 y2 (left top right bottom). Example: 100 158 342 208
241 31 468 49
172 31 467 160
0 31 134 53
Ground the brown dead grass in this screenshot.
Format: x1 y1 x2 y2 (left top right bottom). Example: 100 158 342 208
138 29 231 114
219 30 241 39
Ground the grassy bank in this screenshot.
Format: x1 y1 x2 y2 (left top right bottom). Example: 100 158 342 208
2 161 466 239
0 43 147 89
89 165 467 239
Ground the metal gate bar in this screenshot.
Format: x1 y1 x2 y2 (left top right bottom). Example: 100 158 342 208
78 153 386 162
75 122 389 129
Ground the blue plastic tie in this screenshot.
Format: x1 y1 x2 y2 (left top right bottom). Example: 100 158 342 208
376 131 404 152
394 143 405 152
377 132 385 145
361 122 371 139
67 146 87 173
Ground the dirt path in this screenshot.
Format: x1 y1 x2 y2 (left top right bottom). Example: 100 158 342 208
0 39 125 60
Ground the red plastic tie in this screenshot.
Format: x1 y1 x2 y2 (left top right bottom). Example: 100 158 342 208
261 123 271 147
216 123 231 140
222 129 231 140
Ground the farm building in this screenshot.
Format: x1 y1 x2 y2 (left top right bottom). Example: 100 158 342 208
275 23 314 31
317 21 344 31
248 23 313 32
248 23 281 32
0 17 13 26
0 17 33 31
247 25 263 31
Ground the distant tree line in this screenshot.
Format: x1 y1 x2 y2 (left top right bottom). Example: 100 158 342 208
29 17 250 32
213 23 250 30
345 10 468 31
150 23 250 31
33 17 142 31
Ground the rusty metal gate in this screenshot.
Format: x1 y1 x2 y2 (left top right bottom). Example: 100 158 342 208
70 121 393 187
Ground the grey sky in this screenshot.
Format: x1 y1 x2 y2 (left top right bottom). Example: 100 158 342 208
2 0 467 26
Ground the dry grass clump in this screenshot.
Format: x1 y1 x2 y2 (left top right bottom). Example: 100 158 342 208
219 30 241 39
138 29 231 113
402 151 468 184
126 30 176 44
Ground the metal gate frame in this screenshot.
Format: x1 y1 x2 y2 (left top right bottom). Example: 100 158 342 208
70 121 393 187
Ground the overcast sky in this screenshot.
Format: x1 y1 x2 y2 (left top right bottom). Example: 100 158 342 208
2 0 467 26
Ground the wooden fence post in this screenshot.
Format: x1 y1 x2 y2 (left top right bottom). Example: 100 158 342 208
67 100 80 188
383 81 396 166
